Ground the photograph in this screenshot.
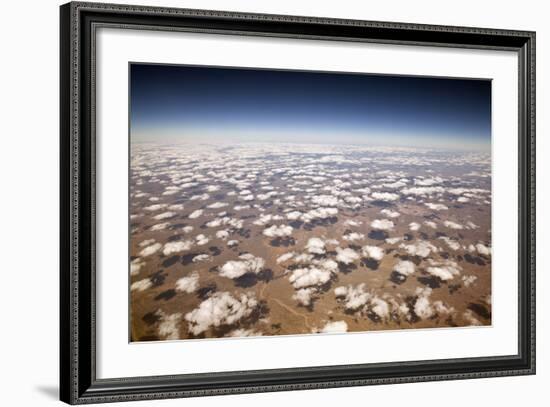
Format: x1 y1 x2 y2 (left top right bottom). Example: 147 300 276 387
129 64 493 341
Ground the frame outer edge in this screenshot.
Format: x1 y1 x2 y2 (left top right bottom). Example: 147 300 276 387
62 1 82 404
60 1 536 404
529 31 536 374
70 1 534 38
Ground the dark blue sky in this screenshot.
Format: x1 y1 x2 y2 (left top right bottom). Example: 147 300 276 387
130 63 491 149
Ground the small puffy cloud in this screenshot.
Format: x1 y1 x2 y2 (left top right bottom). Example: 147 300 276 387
385 237 402 245
153 211 176 220
189 209 203 219
344 219 362 227
311 194 339 207
193 254 211 263
293 287 316 306
381 209 400 218
334 283 370 311
175 272 200 293
370 219 394 231
439 236 461 251
162 189 179 196
139 242 163 257
288 267 332 289
190 193 209 201
432 301 455 315
336 247 360 264
263 224 293 237
344 196 362 205
130 258 145 276
361 245 384 261
462 275 478 287
276 252 295 264
300 207 338 222
371 192 400 202
286 210 303 220
382 180 408 189
399 241 438 258
144 204 167 212
306 237 326 254
457 196 470 203
253 214 283 226
257 191 278 201
342 232 365 242
393 260 415 276
313 258 338 273
195 234 210 245
476 243 491 256
227 328 263 337
185 292 258 335
402 186 445 196
216 230 229 240
370 297 390 319
205 218 223 228
163 240 193 256
426 259 462 281
318 320 348 333
219 253 265 279
414 295 433 319
425 202 448 211
139 238 156 247
156 310 182 340
444 220 464 230
227 239 239 247
409 222 421 231
131 278 152 292
414 177 443 186
150 222 170 231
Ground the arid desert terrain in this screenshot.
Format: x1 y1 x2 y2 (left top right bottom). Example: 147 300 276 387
129 142 492 341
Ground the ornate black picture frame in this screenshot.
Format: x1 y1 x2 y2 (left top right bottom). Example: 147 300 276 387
60 2 535 404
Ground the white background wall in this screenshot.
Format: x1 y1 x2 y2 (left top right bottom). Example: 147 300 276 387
0 0 545 405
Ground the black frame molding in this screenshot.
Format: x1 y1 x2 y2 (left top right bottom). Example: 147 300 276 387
60 2 536 404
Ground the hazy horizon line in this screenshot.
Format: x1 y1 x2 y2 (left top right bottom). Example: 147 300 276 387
129 137 491 152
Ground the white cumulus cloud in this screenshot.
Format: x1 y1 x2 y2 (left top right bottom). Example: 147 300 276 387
370 219 394 231
361 245 384 261
188 209 203 219
175 272 200 293
371 192 400 201
162 240 193 256
425 202 448 211
219 253 265 279
393 260 415 276
336 247 360 264
318 320 348 333
263 224 293 237
306 237 326 254
185 292 259 335
140 242 163 257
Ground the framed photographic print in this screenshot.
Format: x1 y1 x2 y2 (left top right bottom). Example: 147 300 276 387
60 1 536 404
